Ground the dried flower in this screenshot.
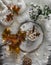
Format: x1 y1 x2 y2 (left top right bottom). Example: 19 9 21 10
29 4 51 21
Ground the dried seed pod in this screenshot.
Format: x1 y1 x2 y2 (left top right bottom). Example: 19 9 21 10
12 5 20 14
36 32 40 36
23 56 32 65
6 13 13 22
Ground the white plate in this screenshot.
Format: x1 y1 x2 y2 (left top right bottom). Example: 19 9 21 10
20 21 43 53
